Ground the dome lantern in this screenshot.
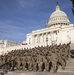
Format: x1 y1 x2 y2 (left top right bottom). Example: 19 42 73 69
56 2 60 11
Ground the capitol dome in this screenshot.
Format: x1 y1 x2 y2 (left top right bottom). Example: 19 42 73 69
46 3 71 27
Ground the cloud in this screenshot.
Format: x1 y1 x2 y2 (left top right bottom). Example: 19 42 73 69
0 18 43 43
0 20 26 43
18 0 41 9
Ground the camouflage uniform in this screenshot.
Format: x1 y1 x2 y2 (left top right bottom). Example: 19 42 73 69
27 54 32 71
21 55 27 71
37 54 43 72
51 52 58 72
15 56 21 70
32 55 37 71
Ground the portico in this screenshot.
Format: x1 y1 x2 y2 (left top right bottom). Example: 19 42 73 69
27 26 62 46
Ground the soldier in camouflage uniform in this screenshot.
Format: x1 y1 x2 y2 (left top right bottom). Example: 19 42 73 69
9 55 15 71
21 55 27 71
32 55 37 71
66 42 71 58
51 51 58 73
15 55 21 70
43 54 49 72
0 55 4 69
57 45 66 70
26 53 33 71
37 53 43 72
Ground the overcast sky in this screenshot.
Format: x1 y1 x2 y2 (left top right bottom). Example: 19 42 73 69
0 0 74 43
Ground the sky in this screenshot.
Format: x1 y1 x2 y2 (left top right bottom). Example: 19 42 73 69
0 0 74 44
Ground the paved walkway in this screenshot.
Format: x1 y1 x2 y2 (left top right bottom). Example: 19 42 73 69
3 70 74 75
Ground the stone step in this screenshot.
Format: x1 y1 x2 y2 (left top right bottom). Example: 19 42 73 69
58 67 74 72
58 67 74 70
65 67 74 69
67 60 74 62
67 61 74 63
58 58 74 72
57 69 74 73
66 64 74 67
70 43 74 49
66 66 74 68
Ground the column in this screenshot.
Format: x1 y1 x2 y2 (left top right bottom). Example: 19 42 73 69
48 32 50 45
38 34 40 43
46 32 48 45
42 33 44 43
40 34 43 43
32 35 35 44
50 31 54 45
60 28 62 44
35 35 37 44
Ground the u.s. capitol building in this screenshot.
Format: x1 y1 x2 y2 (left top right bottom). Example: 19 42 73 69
0 3 74 54
26 4 74 47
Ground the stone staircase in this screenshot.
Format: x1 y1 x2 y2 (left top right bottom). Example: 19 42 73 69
70 43 74 50
58 57 74 73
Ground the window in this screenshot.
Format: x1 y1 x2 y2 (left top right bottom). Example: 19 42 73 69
58 30 59 33
56 32 57 35
29 38 31 44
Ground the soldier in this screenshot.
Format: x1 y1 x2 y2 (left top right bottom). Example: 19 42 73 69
26 53 32 71
0 55 4 69
66 42 71 58
20 55 27 71
2 55 8 72
32 55 37 71
57 50 66 70
51 51 58 73
37 54 43 72
5 55 11 70
46 53 52 72
10 55 15 71
43 54 49 72
15 55 21 70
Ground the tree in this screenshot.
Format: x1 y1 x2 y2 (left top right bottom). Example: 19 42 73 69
71 0 74 15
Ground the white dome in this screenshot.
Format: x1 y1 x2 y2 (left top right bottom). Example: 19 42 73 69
47 4 71 27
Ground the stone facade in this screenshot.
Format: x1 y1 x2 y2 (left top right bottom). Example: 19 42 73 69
26 24 74 46
0 40 19 48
